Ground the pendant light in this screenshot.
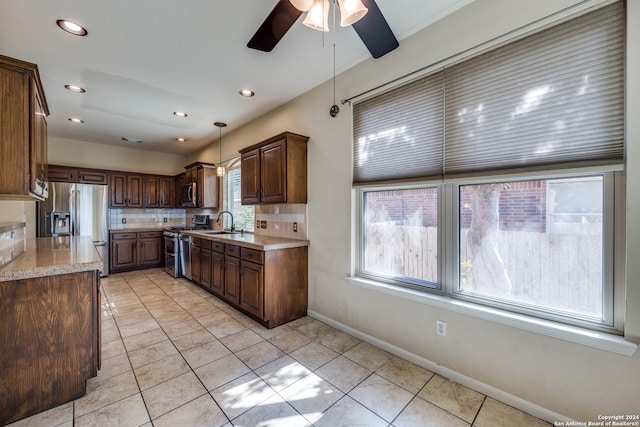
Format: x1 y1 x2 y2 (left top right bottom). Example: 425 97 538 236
336 0 368 26
214 122 227 177
303 0 330 32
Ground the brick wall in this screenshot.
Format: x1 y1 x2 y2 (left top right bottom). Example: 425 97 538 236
366 181 547 232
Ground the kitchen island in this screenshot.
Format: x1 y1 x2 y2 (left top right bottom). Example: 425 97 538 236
0 235 102 425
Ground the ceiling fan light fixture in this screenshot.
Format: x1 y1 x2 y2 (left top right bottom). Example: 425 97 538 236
303 0 330 32
289 0 314 12
337 0 368 26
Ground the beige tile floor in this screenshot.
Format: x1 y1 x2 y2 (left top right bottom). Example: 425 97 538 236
9 268 551 427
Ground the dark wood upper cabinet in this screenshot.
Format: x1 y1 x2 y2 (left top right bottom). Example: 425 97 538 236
0 54 49 201
48 165 77 183
109 173 143 208
78 169 108 185
48 165 109 185
239 132 308 205
144 175 174 208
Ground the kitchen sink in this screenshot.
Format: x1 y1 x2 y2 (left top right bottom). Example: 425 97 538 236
202 230 236 235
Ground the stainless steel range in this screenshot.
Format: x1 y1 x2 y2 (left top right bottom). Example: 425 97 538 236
164 214 210 278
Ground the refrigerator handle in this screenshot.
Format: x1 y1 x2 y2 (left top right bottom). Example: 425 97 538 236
72 188 80 236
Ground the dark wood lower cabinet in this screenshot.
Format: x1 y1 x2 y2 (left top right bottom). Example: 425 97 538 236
189 238 308 329
110 231 163 273
224 255 241 305
211 243 225 296
239 260 264 319
0 270 100 425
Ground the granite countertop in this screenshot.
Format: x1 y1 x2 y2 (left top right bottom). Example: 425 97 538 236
179 230 310 251
0 222 25 233
0 236 103 282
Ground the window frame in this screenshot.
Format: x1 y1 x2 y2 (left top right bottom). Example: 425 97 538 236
221 157 255 233
355 169 624 334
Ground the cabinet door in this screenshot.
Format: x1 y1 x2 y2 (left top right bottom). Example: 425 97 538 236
139 237 162 266
224 256 240 304
239 260 264 319
144 176 160 208
111 239 137 270
260 140 287 204
160 176 174 207
175 173 185 207
200 249 212 289
127 174 144 208
241 149 260 205
211 251 224 296
48 165 77 183
78 169 108 185
29 81 47 199
191 245 201 284
109 174 127 207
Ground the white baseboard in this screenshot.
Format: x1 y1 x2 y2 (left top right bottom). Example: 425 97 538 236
308 309 571 423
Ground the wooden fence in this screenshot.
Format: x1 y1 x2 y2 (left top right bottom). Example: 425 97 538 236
365 224 602 316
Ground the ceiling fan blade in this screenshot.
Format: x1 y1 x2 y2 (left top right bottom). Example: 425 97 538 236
351 0 399 58
247 0 304 52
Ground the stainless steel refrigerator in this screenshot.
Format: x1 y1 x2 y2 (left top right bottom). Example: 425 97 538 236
37 182 109 276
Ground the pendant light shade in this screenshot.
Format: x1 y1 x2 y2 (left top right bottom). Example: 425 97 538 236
289 0 314 11
303 0 330 32
214 122 227 177
337 0 368 26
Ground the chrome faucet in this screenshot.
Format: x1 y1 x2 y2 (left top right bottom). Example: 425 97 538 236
216 210 235 232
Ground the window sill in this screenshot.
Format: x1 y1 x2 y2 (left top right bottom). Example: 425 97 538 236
347 276 638 357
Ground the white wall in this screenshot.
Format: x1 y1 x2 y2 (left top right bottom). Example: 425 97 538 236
189 0 639 421
49 136 186 175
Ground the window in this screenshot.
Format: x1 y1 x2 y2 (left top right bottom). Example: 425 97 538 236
222 159 254 232
362 187 439 287
353 2 624 333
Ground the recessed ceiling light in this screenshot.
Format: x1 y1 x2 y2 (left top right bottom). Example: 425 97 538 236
239 89 255 97
176 137 186 142
68 117 84 124
65 84 86 93
121 137 143 144
56 19 88 36
173 111 188 117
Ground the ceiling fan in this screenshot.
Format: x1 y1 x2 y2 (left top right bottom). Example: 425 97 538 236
247 0 399 59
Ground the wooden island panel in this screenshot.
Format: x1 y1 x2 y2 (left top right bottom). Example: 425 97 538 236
0 270 100 425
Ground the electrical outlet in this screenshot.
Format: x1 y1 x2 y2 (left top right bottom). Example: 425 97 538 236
261 220 268 229
436 320 447 337
293 222 298 232
163 217 168 223
121 218 127 224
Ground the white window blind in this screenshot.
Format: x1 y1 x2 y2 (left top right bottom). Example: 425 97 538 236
353 72 444 184
353 2 624 184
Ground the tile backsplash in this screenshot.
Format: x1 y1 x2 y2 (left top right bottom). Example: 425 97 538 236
255 204 307 240
107 204 308 241
109 208 185 230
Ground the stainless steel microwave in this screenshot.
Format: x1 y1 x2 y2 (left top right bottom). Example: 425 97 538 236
181 182 197 207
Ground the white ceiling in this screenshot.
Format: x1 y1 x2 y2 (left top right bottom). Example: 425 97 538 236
0 0 471 155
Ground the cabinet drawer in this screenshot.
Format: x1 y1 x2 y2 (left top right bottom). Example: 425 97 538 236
211 241 224 253
111 232 137 240
200 239 212 250
139 231 162 239
225 244 240 257
241 247 264 264
191 237 201 247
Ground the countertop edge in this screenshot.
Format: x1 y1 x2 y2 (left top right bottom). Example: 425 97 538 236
179 230 310 251
1 261 103 282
